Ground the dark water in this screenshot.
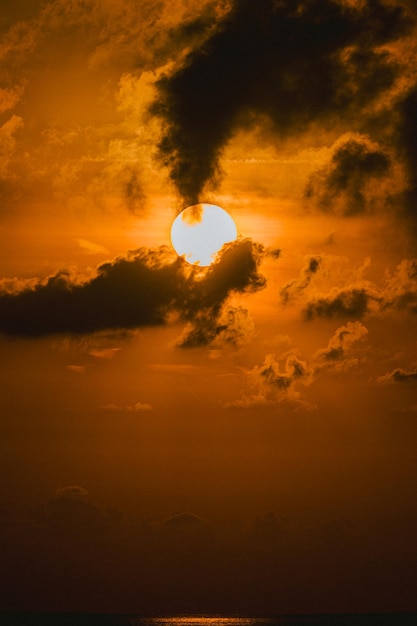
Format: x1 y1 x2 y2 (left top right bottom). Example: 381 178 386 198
1 615 417 626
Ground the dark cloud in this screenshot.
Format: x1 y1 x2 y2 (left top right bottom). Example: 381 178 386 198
397 86 417 179
304 135 391 216
313 321 368 367
302 258 417 320
382 258 417 307
178 305 255 349
47 486 110 536
303 287 376 320
227 321 368 409
212 305 255 347
391 86 417 224
150 0 410 205
3 489 416 616
377 366 417 385
0 239 265 340
177 239 265 347
259 354 307 390
280 256 321 304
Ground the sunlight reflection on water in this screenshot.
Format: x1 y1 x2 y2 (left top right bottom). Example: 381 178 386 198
153 620 266 626
121 616 417 626
123 619 282 626
135 620 272 626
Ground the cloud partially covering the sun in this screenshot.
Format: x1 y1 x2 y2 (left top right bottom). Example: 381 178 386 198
0 238 265 342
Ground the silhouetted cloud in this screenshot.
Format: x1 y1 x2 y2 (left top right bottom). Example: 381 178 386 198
258 353 308 391
47 486 109 535
391 86 417 223
303 258 417 320
0 239 265 340
380 259 417 314
226 321 368 409
177 239 265 347
178 304 256 348
312 320 368 373
280 256 321 304
150 0 410 204
377 367 417 385
304 134 391 216
304 287 375 320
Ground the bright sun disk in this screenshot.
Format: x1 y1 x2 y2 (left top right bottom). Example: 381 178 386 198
170 203 238 266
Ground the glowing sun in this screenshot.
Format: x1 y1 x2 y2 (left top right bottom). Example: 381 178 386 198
171 203 238 266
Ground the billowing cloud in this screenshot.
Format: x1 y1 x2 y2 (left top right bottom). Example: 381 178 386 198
303 286 376 320
391 86 417 224
280 256 321 305
0 0 222 216
178 304 255 348
377 366 417 385
0 84 24 114
304 134 391 216
303 258 417 320
150 0 411 204
0 239 265 340
312 320 368 373
382 258 417 314
47 485 109 535
0 0 216 75
257 353 308 391
227 321 368 409
0 114 23 180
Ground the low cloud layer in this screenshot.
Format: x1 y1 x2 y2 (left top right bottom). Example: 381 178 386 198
0 239 265 340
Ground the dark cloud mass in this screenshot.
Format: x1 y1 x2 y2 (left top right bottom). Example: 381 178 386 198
303 287 375 320
302 258 417 320
392 86 417 223
280 256 321 304
0 239 265 339
305 135 391 215
377 366 417 384
47 486 110 535
150 0 410 205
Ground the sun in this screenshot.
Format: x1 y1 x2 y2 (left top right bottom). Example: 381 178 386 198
170 203 238 266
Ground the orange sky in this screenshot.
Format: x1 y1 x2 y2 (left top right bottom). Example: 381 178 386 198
1 0 417 617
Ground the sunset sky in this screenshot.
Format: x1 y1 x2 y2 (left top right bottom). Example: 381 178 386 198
1 0 417 617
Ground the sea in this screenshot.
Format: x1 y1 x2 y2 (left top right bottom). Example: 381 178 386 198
1 614 416 626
